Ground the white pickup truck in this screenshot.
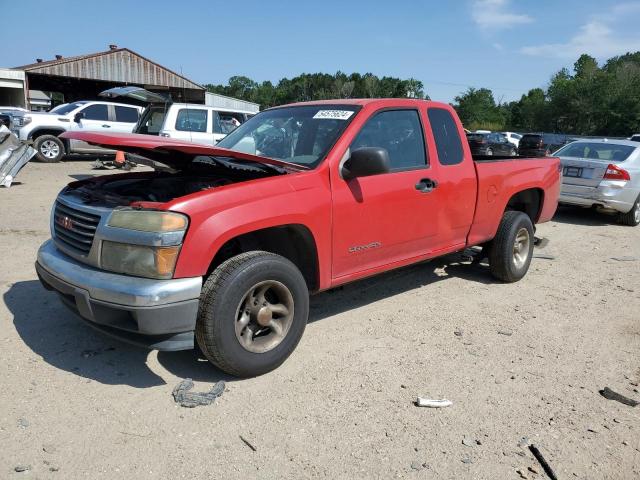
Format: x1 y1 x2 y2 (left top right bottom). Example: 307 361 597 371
14 101 143 162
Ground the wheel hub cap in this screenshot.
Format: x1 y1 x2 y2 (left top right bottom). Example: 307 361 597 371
512 228 530 269
235 280 294 353
41 140 59 158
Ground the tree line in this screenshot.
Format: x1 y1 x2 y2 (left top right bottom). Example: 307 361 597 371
206 52 640 136
204 73 427 107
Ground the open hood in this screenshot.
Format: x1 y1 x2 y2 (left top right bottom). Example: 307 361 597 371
100 86 170 104
60 131 309 172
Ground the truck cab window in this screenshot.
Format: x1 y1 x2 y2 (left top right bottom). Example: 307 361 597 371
428 108 464 166
351 110 426 171
81 104 109 121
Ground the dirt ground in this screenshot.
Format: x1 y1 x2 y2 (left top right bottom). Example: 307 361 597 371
1 160 639 479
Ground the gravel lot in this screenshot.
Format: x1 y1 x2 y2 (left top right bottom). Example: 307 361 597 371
1 161 639 479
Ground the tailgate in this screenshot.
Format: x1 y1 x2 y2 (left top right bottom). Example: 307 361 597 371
560 158 608 187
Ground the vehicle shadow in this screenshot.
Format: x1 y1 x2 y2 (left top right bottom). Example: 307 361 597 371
309 253 494 323
5 280 232 388
552 205 616 227
6 254 493 386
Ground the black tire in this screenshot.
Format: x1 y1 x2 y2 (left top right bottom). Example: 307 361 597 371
196 251 309 377
619 195 640 227
488 211 534 283
34 135 65 163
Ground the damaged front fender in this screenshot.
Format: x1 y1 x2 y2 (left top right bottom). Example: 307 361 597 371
0 125 36 187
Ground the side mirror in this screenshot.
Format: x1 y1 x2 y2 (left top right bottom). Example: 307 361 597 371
341 147 390 180
73 112 85 123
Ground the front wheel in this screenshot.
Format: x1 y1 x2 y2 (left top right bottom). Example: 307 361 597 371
488 211 534 282
196 251 309 377
619 195 640 226
34 134 65 163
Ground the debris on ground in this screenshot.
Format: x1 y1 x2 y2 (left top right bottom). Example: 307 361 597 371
17 418 29 428
534 236 549 248
14 465 31 472
497 329 513 336
0 125 36 188
529 444 558 480
610 256 637 262
172 378 225 408
532 253 555 260
415 397 453 408
240 435 257 451
454 328 464 337
599 387 639 407
516 468 528 479
462 437 474 447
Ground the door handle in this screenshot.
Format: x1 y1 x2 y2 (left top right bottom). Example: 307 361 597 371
415 178 438 193
101 124 111 128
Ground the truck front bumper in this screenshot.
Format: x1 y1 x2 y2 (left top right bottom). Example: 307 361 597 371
36 240 202 351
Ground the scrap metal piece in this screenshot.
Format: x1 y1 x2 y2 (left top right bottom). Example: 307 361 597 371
239 435 257 452
415 397 453 408
529 445 558 480
599 387 639 407
172 378 225 408
0 125 36 187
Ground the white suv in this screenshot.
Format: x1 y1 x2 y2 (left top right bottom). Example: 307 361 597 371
15 101 143 162
101 87 254 146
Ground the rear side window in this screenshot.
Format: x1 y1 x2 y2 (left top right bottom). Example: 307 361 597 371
351 109 426 171
81 104 109 121
115 106 139 123
428 108 464 166
214 111 245 134
175 109 208 132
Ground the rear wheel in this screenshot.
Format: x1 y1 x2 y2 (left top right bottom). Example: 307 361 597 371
486 148 493 156
196 251 309 377
34 135 65 163
619 195 640 227
488 211 534 282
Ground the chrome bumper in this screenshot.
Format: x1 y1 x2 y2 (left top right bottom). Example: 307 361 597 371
36 240 202 351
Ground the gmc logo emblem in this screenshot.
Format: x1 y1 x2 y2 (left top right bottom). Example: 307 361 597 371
57 216 74 230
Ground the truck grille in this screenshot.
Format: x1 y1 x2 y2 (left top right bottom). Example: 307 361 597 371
53 202 100 255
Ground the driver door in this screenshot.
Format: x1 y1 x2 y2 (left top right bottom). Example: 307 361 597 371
68 104 113 153
330 109 441 280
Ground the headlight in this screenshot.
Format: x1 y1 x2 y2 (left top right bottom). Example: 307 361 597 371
19 116 32 126
101 241 181 279
107 210 188 232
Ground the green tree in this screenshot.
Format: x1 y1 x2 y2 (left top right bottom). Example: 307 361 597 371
453 87 505 130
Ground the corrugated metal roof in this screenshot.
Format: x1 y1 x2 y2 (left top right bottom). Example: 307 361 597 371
15 48 203 91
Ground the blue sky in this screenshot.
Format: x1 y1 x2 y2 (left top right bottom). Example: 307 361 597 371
3 0 640 103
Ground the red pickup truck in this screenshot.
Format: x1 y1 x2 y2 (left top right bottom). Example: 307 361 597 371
36 99 560 377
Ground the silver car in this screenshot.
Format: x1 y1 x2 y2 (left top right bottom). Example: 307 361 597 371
557 139 640 226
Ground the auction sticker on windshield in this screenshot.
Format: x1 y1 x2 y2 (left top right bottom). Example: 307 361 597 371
313 110 355 120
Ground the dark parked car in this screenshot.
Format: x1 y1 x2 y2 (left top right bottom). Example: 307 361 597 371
467 132 518 156
0 113 11 129
518 133 572 157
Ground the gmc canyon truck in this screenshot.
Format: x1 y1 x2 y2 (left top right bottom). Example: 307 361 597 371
36 99 561 377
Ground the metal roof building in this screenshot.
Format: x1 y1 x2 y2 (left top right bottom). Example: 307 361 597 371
15 45 205 105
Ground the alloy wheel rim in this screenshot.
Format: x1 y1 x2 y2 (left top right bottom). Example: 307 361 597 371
512 228 530 269
234 280 294 353
41 140 59 158
635 202 640 223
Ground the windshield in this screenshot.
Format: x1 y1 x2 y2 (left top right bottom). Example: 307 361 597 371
50 102 86 115
216 105 360 168
555 142 636 162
